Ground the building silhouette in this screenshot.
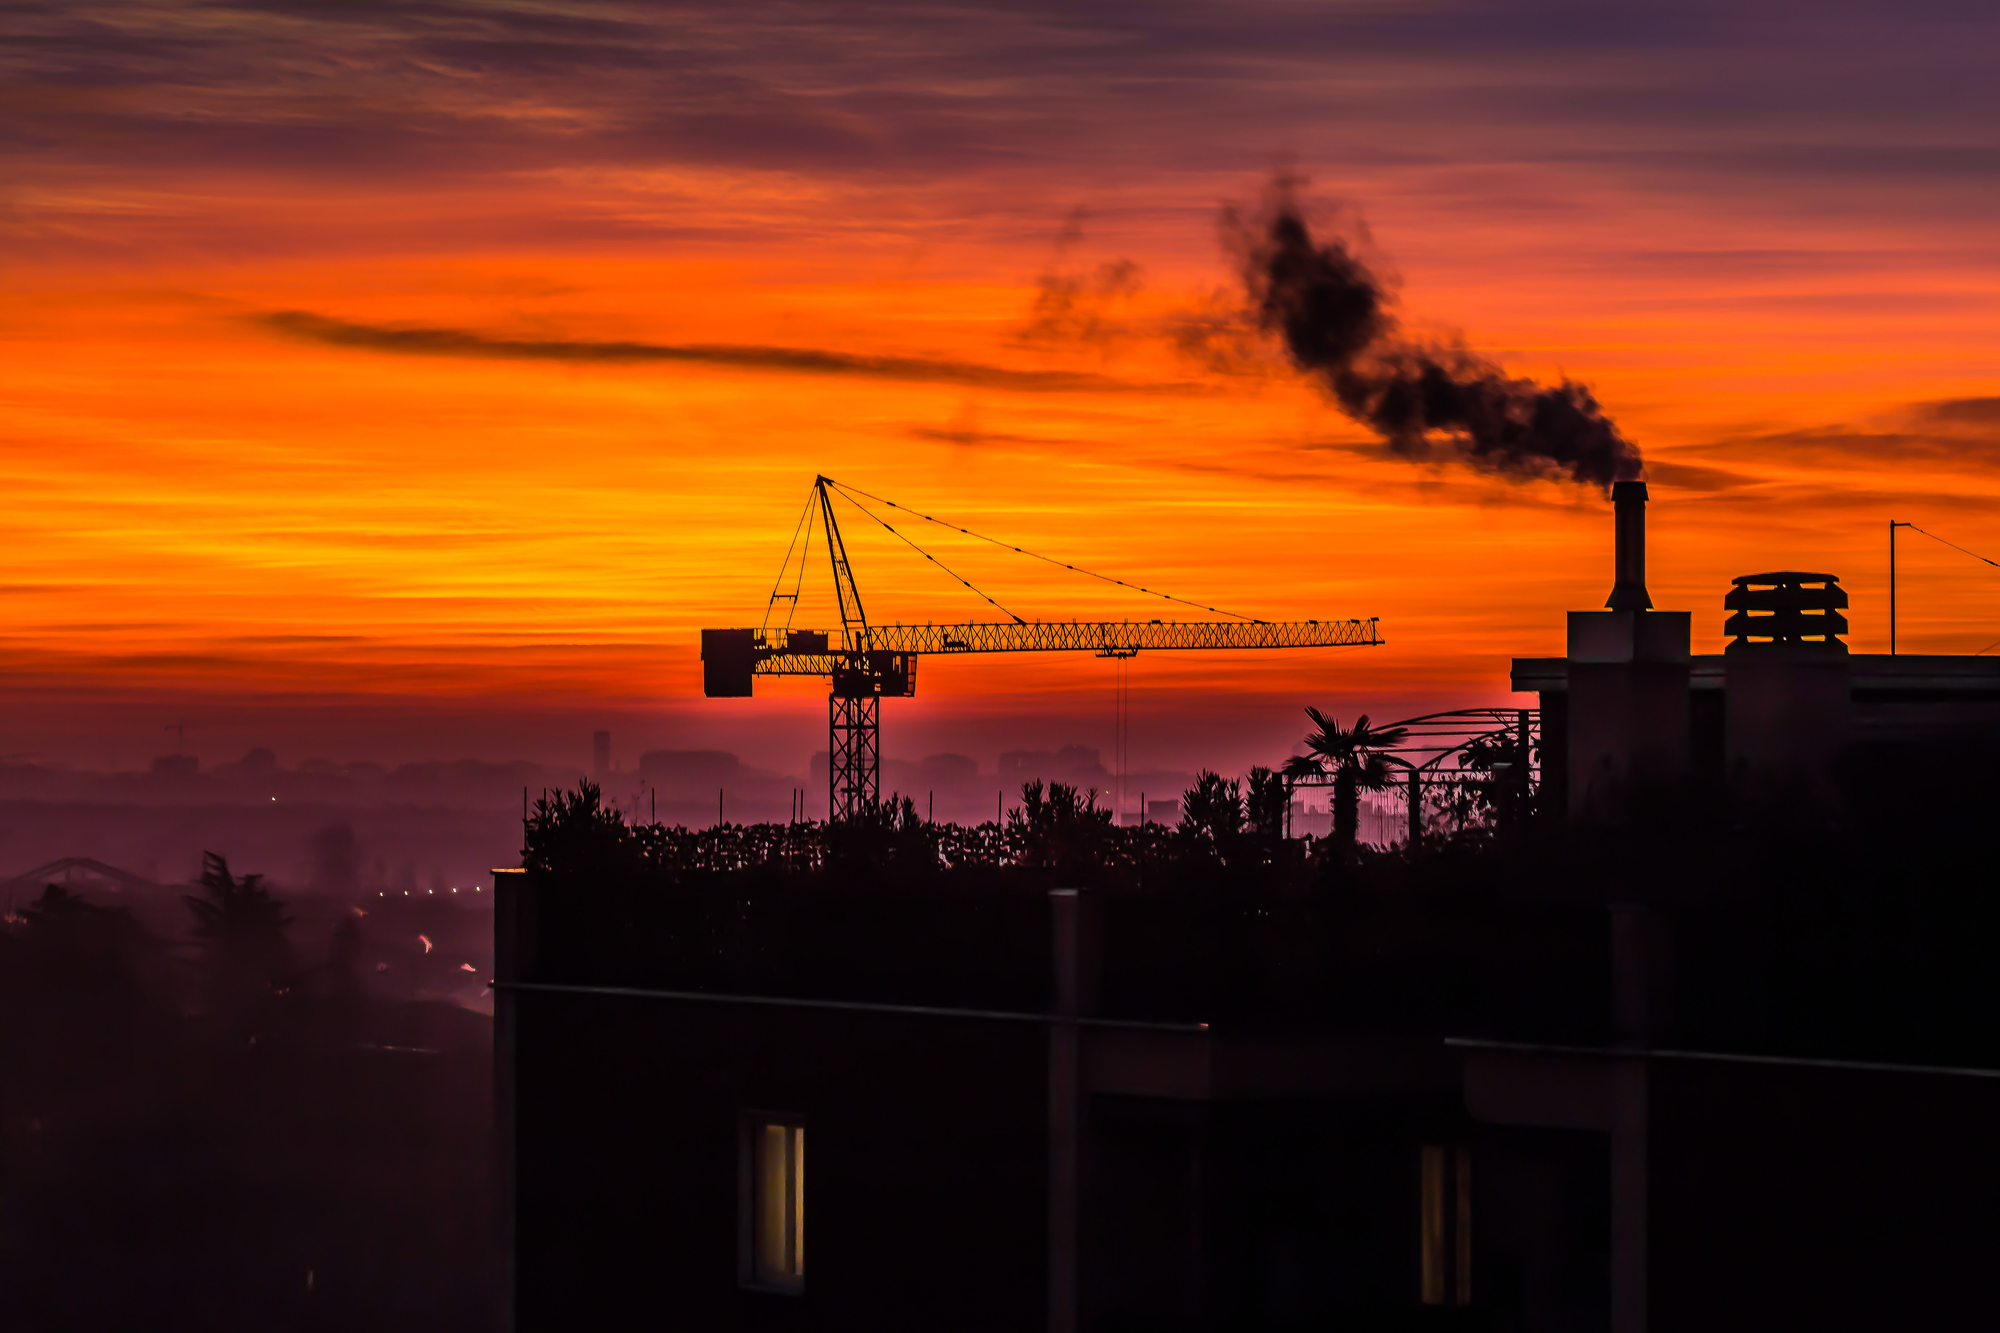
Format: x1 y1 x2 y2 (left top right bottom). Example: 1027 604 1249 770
497 487 2000 1332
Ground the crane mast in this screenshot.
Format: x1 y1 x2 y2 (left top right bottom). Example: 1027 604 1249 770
809 475 896 812
702 478 1384 821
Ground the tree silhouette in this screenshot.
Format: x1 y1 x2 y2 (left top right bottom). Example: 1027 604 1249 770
17 883 159 1022
1245 765 1288 841
522 779 635 877
1178 769 1244 858
183 852 293 1022
1456 729 1534 831
825 792 936 872
1283 708 1409 859
1012 779 1113 870
326 908 365 1033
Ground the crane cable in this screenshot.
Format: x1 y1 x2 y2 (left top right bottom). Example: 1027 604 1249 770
1906 523 2000 570
829 487 1027 625
824 478 1263 623
1895 522 2000 655
760 488 818 637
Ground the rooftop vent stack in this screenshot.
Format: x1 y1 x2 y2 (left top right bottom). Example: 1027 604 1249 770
1606 481 1653 612
1722 573 1849 649
1721 572 1852 797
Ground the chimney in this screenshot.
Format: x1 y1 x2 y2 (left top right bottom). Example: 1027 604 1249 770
592 730 611 782
1561 479 1690 820
1605 480 1652 612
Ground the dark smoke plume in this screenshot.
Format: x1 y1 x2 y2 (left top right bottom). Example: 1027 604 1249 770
1232 184 1643 488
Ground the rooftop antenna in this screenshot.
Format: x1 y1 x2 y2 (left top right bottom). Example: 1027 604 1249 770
1889 519 2000 655
1890 521 1912 655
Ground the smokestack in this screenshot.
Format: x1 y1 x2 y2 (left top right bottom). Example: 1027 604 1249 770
1606 481 1652 612
592 730 611 782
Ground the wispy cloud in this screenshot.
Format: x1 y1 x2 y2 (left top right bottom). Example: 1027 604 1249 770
11 1 2000 216
1921 397 2000 426
256 310 1198 394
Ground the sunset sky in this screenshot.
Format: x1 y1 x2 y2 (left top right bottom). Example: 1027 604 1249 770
6 0 2000 781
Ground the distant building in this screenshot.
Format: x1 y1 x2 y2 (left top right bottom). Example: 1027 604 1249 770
639 749 742 786
149 753 198 780
1000 745 1111 790
591 730 611 782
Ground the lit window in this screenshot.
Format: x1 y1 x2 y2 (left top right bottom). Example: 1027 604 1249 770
741 1116 804 1292
1420 1144 1471 1306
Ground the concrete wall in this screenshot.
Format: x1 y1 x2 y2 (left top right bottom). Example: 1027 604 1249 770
510 990 1048 1333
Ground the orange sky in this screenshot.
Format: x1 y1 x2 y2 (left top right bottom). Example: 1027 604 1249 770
5 1 2000 778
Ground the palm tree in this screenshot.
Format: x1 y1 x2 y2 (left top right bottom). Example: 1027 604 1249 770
1284 707 1410 857
1177 769 1244 858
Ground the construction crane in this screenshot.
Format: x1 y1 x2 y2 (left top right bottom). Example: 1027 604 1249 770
703 476 1384 821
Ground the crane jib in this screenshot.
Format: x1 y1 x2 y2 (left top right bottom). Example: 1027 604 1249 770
860 619 1383 655
701 620 1382 697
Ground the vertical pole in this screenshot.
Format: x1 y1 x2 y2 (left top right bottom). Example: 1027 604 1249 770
1608 903 1654 1333
1611 1058 1649 1333
1048 889 1094 1333
719 787 723 826
1407 766 1422 846
1890 519 1897 655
